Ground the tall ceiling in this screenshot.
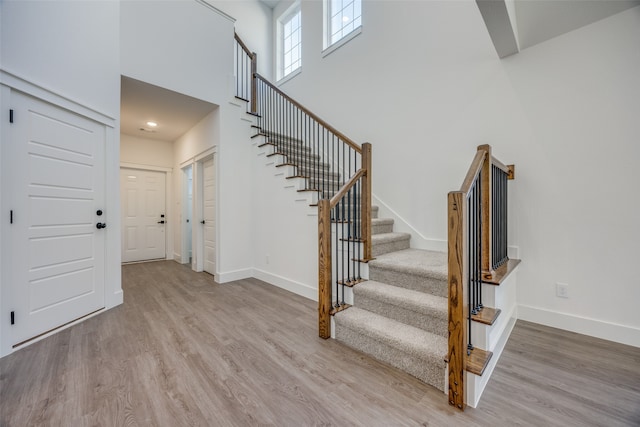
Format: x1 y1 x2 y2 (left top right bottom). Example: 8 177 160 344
120 1 639 141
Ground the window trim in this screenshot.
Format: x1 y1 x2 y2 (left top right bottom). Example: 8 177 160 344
323 0 362 53
276 2 302 82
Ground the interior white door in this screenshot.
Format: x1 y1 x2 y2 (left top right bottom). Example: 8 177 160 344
7 91 106 346
202 157 215 276
120 169 166 263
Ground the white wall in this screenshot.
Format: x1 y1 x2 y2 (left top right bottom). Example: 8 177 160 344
120 0 234 105
211 0 274 79
502 6 640 346
273 1 640 346
0 0 122 356
121 134 174 169
1 0 120 114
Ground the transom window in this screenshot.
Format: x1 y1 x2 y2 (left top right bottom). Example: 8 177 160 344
278 4 302 80
326 0 361 48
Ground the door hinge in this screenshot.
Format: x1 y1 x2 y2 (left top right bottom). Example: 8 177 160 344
10 210 13 224
9 109 14 123
10 311 15 325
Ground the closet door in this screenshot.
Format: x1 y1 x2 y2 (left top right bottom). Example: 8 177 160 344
7 91 106 346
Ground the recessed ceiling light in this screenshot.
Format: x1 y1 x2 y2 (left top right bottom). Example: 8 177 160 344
146 121 158 127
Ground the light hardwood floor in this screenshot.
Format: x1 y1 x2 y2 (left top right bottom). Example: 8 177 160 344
1 261 639 426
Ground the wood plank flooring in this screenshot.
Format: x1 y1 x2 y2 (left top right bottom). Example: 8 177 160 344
1 261 639 426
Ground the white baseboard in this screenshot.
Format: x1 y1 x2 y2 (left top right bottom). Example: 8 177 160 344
216 268 253 283
518 304 640 348
252 269 317 301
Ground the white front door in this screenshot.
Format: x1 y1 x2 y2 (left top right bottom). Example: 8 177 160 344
202 157 215 276
120 168 166 263
6 91 106 346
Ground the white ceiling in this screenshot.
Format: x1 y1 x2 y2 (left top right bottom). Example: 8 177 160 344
260 0 279 9
515 0 640 50
120 76 217 142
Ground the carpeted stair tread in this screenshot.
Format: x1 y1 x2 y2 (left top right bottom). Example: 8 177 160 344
371 232 411 256
369 248 447 281
353 280 447 337
334 307 446 390
368 248 448 297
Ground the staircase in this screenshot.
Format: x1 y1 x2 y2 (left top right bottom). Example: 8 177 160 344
334 215 449 391
244 100 519 409
235 32 518 409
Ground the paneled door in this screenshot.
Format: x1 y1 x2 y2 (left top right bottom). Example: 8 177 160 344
202 157 215 276
120 169 166 262
6 91 106 346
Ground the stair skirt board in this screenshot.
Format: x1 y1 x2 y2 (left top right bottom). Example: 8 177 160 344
466 312 517 408
334 308 447 392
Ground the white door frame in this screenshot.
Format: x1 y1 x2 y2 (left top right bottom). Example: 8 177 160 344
180 164 193 265
179 146 217 274
0 72 121 358
119 162 173 261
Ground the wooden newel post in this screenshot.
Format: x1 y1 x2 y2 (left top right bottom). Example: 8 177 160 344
250 53 257 114
362 143 372 261
448 191 466 410
318 199 332 339
478 144 493 279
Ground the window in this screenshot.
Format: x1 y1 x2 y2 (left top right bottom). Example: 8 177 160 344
278 4 302 81
325 0 361 49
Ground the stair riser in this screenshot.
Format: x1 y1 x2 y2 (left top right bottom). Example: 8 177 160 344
372 222 394 235
368 268 447 298
354 295 447 337
335 326 445 391
372 237 410 257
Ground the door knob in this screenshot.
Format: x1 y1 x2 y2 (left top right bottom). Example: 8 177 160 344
157 220 165 224
201 220 205 224
96 222 106 229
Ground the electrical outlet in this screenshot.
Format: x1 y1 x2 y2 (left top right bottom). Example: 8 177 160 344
266 254 270 264
556 283 569 298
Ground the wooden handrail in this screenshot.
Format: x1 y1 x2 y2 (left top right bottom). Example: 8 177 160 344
234 32 253 57
491 156 510 174
330 169 366 208
254 73 362 153
460 150 487 194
